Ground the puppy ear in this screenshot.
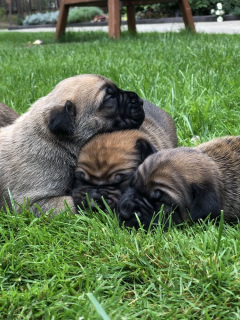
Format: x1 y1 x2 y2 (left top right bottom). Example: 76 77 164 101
48 100 76 136
135 138 157 163
189 183 221 222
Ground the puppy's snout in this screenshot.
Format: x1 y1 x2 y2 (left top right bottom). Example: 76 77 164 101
105 198 113 206
129 99 144 120
118 199 135 220
88 192 115 211
89 192 102 209
135 211 142 219
120 209 141 221
119 208 132 220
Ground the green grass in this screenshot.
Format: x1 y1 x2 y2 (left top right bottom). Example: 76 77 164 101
0 30 240 319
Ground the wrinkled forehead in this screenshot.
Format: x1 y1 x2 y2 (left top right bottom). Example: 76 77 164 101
134 152 174 189
78 145 138 172
137 148 209 188
48 74 116 102
57 75 106 91
77 137 141 179
79 130 142 158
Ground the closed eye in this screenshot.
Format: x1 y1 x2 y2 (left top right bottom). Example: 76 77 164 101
106 87 115 96
114 173 129 184
103 87 117 102
75 171 87 183
152 189 162 201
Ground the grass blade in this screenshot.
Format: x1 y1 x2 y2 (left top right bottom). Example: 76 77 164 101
215 210 224 255
86 293 111 320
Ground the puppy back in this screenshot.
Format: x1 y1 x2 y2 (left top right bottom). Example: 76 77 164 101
142 100 178 148
197 136 240 221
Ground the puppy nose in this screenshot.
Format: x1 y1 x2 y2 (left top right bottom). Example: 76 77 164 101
120 210 141 220
135 211 142 219
119 208 132 220
89 193 114 211
89 198 97 209
119 209 131 220
86 192 101 209
89 198 103 210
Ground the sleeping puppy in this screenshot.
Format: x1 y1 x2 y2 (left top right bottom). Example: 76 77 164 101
72 100 177 212
0 103 19 127
0 74 145 216
118 136 240 230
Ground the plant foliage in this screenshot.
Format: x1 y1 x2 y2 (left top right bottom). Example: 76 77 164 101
67 7 104 24
135 0 240 18
23 7 104 25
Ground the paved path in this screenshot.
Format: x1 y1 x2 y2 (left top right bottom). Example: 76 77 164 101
1 20 240 34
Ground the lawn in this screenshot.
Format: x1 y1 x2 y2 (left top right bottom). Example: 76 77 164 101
0 30 240 319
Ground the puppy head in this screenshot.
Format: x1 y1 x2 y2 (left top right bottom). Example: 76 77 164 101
118 148 222 230
31 75 144 142
72 130 156 212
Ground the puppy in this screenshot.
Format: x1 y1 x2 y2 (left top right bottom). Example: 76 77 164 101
118 136 240 229
72 100 177 212
0 103 19 127
141 100 178 148
0 74 144 216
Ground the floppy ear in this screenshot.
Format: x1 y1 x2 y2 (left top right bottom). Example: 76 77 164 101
135 138 157 163
189 183 221 222
48 100 76 136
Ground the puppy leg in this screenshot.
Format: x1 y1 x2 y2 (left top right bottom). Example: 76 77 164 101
31 196 76 217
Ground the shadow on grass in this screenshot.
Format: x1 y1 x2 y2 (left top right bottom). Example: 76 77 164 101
55 30 110 44
53 29 161 45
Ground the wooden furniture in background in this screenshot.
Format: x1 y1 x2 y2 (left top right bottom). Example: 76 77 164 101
55 0 196 40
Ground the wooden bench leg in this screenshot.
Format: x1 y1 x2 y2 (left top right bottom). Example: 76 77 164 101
127 5 136 33
178 0 196 32
108 0 121 38
55 2 69 40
